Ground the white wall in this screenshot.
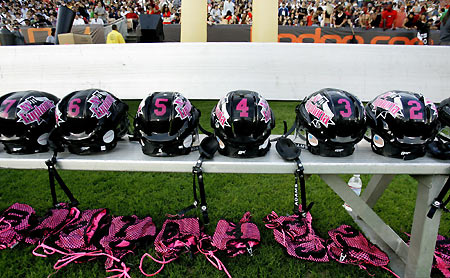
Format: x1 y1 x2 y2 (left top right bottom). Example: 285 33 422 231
0 43 448 102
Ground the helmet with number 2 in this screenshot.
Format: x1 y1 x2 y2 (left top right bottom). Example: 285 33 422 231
53 89 129 154
0 90 59 154
211 90 275 158
133 92 200 157
365 91 439 160
295 88 366 157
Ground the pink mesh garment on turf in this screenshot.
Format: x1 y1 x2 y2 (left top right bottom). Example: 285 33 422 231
55 208 110 253
327 225 398 277
212 211 260 257
140 216 201 276
263 207 329 262
100 215 156 269
0 203 37 249
25 204 81 245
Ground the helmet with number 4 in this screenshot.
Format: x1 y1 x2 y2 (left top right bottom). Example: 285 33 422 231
133 92 200 156
365 91 439 160
53 89 129 154
0 90 59 154
295 88 366 157
211 90 275 158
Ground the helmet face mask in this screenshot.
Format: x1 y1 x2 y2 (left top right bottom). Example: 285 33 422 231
295 88 366 157
365 91 439 160
134 92 200 157
0 91 59 154
211 90 275 158
53 89 129 154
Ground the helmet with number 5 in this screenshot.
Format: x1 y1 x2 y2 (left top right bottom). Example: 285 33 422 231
365 91 439 160
295 88 366 157
0 90 59 154
211 90 275 158
133 92 200 156
52 89 129 154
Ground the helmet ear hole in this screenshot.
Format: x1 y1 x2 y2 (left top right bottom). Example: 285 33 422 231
295 88 366 157
133 92 199 157
52 89 129 155
211 90 275 158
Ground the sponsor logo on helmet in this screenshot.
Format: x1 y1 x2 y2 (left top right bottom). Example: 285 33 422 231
17 96 55 125
308 133 319 146
373 134 384 148
372 92 404 119
305 94 335 128
258 99 272 123
174 97 192 120
87 90 116 119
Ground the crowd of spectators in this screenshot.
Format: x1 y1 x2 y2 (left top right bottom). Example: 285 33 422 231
0 0 448 32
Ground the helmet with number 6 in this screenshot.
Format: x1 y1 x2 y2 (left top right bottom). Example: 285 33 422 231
52 89 129 154
295 88 366 157
0 90 59 154
365 91 439 160
133 92 200 156
211 90 275 158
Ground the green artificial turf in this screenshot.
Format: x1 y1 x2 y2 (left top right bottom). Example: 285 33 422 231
0 100 448 278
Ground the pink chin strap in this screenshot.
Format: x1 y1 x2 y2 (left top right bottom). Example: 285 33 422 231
0 217 12 234
33 243 130 278
198 234 232 278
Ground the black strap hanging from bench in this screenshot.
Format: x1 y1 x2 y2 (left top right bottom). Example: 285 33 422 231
427 176 450 219
45 152 79 208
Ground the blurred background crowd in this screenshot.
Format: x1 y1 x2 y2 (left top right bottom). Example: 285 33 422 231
0 0 448 31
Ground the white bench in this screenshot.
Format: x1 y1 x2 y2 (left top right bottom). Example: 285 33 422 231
0 43 449 278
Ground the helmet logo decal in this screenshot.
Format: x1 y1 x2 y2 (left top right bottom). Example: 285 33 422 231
17 96 55 125
214 98 231 128
258 99 272 123
87 90 116 119
305 94 335 128
371 92 404 119
174 97 192 120
424 97 438 117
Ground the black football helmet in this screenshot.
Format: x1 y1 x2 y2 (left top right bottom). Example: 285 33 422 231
133 92 200 156
365 91 439 160
295 88 366 157
52 89 129 154
426 97 450 160
211 90 275 158
0 90 59 154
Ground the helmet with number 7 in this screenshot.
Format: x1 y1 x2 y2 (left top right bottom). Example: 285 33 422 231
211 90 275 158
133 92 200 156
365 91 439 160
295 88 366 157
52 89 129 154
0 90 59 154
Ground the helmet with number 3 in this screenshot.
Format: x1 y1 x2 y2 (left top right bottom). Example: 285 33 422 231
52 89 129 154
365 91 439 160
133 92 200 156
295 88 366 157
0 90 59 154
211 90 275 158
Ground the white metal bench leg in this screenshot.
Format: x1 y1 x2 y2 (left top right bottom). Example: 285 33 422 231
404 175 447 278
320 174 410 276
361 174 395 208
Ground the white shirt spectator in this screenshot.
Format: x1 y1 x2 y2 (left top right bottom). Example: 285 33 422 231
73 17 85 25
90 17 104 25
222 0 235 16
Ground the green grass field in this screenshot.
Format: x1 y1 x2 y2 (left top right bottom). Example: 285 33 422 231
0 100 448 278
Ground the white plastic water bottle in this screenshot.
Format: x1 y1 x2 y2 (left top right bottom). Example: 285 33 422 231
343 174 362 212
